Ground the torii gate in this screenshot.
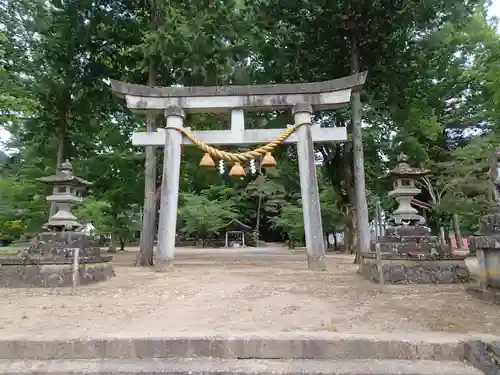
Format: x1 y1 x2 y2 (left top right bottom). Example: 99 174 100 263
110 72 367 271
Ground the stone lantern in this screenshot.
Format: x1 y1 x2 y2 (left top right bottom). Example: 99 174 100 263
0 160 115 288
37 160 92 231
358 153 470 285
387 153 428 226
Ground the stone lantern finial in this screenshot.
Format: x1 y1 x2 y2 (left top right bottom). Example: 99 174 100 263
60 159 73 171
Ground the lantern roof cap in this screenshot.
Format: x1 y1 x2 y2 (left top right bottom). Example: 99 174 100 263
386 153 429 179
36 159 93 186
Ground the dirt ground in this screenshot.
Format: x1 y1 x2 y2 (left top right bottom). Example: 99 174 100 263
0 247 497 338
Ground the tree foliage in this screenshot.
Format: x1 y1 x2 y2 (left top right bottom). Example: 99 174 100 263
177 192 238 245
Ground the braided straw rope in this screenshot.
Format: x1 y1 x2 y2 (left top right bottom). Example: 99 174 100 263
170 122 310 163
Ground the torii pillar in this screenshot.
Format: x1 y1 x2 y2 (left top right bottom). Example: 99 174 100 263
110 72 367 270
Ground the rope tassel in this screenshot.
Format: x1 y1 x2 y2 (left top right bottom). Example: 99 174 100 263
229 162 245 178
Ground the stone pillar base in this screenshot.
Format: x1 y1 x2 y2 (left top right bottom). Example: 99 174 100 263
154 259 174 273
307 255 327 271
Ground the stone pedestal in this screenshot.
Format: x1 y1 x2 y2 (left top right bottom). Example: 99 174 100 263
31 231 102 260
467 209 500 305
378 225 441 257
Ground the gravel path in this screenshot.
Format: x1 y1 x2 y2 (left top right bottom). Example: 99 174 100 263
0 248 497 338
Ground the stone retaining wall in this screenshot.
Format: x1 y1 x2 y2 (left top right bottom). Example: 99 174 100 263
359 255 470 284
0 262 114 288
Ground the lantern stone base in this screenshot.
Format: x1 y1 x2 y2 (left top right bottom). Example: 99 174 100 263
358 252 470 285
0 259 114 288
467 234 500 305
375 225 450 257
31 231 103 260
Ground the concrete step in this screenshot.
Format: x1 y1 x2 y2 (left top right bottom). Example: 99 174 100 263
0 332 476 360
0 358 483 375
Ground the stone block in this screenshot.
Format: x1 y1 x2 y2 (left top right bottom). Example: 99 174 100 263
479 211 500 235
469 235 500 250
385 226 431 238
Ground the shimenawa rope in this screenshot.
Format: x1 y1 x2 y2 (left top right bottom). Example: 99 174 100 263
165 122 311 162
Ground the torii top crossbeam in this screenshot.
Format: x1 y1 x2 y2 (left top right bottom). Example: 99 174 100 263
110 72 367 113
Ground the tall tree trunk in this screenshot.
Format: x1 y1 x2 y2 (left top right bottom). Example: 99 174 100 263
344 208 357 253
254 190 262 247
255 194 262 232
350 33 370 263
55 127 65 170
439 226 446 244
376 199 383 240
343 215 351 253
136 63 158 266
343 143 358 257
350 208 358 254
453 213 463 249
109 215 118 253
136 3 161 266
50 122 66 216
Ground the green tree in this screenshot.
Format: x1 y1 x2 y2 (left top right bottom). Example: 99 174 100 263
245 169 286 233
177 192 238 246
0 0 41 124
0 145 50 240
75 198 141 251
269 202 304 249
